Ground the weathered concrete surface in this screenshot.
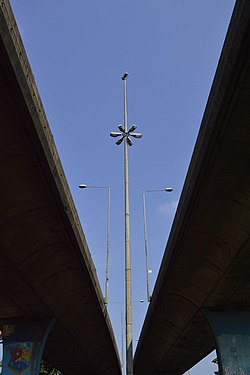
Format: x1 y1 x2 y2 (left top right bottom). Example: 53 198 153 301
0 1 121 374
134 0 250 374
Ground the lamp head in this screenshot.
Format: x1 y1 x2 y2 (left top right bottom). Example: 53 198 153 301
110 131 123 137
118 124 125 132
122 72 129 80
130 132 142 139
116 136 124 145
127 137 133 146
128 124 137 133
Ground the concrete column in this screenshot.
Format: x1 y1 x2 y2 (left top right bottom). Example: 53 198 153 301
205 308 250 375
0 318 54 375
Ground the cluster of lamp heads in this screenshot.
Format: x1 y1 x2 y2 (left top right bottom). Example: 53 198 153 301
110 124 142 146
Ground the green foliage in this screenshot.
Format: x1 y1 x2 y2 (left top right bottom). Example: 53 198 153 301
39 359 61 375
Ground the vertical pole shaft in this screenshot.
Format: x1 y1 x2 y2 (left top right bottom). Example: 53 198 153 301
142 190 151 302
121 302 124 375
105 186 111 304
123 75 133 375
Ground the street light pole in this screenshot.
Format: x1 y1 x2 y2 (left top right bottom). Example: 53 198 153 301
110 73 142 375
105 186 111 305
79 184 111 305
142 190 150 303
108 301 125 374
142 188 173 302
109 299 143 375
123 73 133 375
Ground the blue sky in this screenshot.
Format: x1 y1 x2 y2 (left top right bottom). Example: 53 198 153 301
10 1 236 373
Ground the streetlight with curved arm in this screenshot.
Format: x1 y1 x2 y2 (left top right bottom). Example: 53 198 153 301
142 188 173 302
79 184 111 305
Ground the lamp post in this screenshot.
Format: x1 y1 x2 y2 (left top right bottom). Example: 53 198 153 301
109 301 125 374
79 184 111 305
142 188 173 302
110 73 142 375
109 299 144 375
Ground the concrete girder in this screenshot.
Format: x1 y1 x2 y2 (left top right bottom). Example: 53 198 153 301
134 0 250 373
0 1 121 374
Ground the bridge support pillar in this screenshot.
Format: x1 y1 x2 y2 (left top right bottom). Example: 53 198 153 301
0 318 54 375
205 308 250 375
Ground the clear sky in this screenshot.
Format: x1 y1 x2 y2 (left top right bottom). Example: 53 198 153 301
10 0 236 373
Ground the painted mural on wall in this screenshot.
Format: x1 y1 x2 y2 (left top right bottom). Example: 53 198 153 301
1 325 33 375
5 343 31 374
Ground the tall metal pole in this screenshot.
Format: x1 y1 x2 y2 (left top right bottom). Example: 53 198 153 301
142 190 151 302
105 186 111 304
142 188 173 303
109 301 125 374
123 74 133 375
110 73 142 375
79 184 111 305
121 302 125 375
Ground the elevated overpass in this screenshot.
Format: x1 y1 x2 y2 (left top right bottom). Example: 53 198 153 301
0 1 121 374
134 0 250 374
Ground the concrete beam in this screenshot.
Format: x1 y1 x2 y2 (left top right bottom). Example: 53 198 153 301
134 0 250 373
0 1 121 374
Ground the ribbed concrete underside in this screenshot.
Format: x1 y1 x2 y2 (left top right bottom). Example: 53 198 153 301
134 1 250 374
0 2 121 374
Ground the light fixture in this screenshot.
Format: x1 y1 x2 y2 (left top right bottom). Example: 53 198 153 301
130 133 142 139
127 137 133 147
118 124 125 132
128 124 137 133
79 184 111 305
110 131 123 137
116 136 125 145
142 187 173 302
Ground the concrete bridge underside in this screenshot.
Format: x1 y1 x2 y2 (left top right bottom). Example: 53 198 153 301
0 1 121 374
134 0 250 374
